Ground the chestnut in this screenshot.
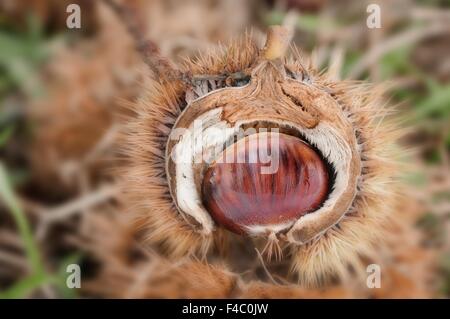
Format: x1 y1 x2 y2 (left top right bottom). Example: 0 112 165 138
202 133 329 235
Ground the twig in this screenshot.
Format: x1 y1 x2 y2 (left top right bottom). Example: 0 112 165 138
0 250 29 272
102 0 179 79
83 124 120 165
411 7 450 21
0 230 23 249
41 185 119 224
36 185 119 240
348 23 448 79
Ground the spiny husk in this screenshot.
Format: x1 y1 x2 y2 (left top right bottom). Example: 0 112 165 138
121 32 433 290
80 202 432 298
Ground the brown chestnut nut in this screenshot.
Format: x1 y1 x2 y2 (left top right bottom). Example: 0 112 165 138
202 133 329 235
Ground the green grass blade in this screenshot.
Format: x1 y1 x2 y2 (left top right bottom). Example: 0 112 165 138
0 163 44 276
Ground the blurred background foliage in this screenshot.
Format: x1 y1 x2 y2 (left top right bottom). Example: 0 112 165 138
0 0 449 298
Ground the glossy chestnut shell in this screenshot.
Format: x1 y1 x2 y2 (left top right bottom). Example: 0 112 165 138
202 133 329 235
